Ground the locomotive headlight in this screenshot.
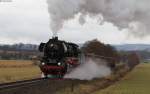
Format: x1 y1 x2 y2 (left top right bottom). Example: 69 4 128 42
41 62 45 65
57 62 61 66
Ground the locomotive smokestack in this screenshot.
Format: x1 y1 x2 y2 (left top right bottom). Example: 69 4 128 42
52 36 58 41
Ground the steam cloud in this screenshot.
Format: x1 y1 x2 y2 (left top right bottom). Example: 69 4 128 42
64 58 111 80
47 0 150 37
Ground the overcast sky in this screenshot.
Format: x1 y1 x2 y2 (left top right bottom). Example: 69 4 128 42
0 0 150 44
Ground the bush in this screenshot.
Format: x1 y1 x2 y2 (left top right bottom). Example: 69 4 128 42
127 52 140 69
81 39 120 68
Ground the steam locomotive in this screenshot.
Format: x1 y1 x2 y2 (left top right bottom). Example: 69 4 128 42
39 37 80 78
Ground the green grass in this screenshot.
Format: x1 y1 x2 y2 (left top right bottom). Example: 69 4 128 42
94 63 150 94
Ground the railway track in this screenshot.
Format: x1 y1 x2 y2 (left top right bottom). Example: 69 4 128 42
0 78 45 91
0 78 79 94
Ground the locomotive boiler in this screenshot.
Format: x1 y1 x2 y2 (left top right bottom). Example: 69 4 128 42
39 37 80 78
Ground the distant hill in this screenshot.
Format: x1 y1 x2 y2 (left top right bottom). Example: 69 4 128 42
0 43 38 51
113 44 150 51
1 43 150 52
112 44 150 61
0 43 150 60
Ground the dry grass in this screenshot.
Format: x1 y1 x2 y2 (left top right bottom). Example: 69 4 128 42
94 63 150 94
0 60 34 67
0 60 41 83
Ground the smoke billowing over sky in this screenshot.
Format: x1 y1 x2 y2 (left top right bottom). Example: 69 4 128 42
47 0 150 37
0 0 150 44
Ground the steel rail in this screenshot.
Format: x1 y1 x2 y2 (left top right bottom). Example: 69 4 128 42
0 78 44 90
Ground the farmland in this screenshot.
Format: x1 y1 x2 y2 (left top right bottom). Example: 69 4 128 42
0 60 41 83
94 63 150 94
0 60 148 94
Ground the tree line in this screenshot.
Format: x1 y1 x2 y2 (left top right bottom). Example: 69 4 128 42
81 39 140 69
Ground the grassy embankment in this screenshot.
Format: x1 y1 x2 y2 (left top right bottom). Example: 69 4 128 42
0 60 41 83
94 63 150 94
55 64 129 94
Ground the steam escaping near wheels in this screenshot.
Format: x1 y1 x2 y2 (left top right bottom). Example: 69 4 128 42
41 72 46 78
64 58 111 80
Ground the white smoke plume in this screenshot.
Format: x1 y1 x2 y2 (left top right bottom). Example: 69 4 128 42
47 0 150 37
64 58 111 80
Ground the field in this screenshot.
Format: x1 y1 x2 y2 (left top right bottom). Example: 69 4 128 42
0 60 41 83
1 60 148 94
93 63 150 94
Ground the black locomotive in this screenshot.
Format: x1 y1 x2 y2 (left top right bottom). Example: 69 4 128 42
39 37 80 78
